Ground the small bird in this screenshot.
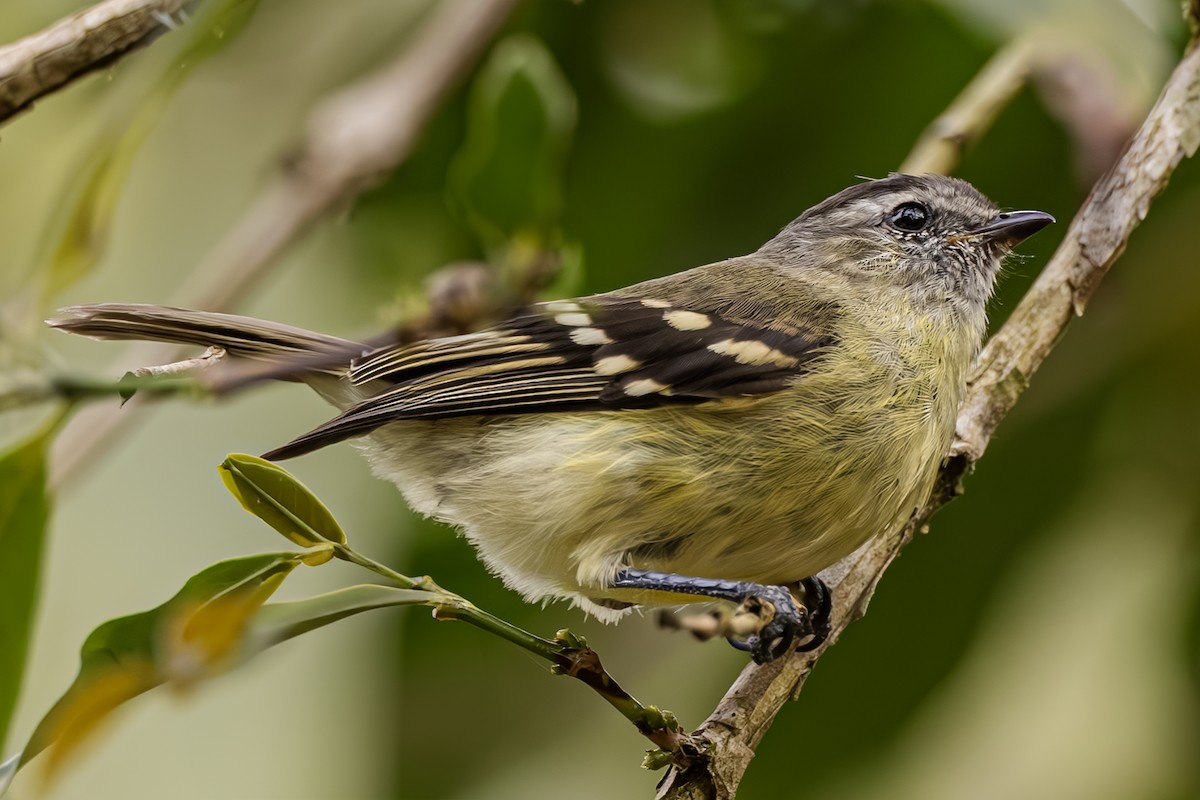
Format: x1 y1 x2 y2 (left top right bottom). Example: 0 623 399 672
50 174 1053 663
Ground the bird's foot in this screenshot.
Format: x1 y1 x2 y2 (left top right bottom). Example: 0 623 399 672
726 576 832 663
609 568 831 664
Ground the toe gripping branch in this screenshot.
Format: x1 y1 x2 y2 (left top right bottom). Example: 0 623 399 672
610 569 832 664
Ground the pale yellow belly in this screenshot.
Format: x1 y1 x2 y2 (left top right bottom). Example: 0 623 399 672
360 383 953 619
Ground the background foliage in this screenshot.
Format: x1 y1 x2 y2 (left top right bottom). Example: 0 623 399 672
0 0 1197 798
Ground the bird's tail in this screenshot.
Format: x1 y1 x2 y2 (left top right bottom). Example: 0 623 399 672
48 304 363 364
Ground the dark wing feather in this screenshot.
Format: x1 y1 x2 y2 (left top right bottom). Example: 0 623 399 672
263 298 832 460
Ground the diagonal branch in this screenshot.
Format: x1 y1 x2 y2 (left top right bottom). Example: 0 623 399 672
954 45 1200 459
659 11 1200 800
900 35 1036 175
0 0 197 126
48 0 518 489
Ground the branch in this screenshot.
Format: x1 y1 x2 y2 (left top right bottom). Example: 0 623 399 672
955 43 1200 459
901 36 1036 175
660 17 1200 800
48 0 519 489
0 0 196 126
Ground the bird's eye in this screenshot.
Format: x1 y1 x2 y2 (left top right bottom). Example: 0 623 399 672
887 202 931 232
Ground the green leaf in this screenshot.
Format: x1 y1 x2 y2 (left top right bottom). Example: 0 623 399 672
0 422 55 754
449 34 577 250
34 0 263 301
0 578 430 794
8 552 303 783
248 584 439 648
218 454 346 548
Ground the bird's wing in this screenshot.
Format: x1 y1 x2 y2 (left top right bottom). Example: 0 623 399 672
263 297 832 460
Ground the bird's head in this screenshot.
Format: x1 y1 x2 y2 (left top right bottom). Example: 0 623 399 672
763 174 1054 315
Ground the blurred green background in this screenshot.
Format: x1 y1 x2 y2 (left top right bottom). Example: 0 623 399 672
1 0 1198 798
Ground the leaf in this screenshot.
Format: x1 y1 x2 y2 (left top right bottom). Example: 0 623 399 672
0 580 432 795
0 754 16 796
0 418 57 754
449 34 577 250
247 584 439 649
34 0 263 301
218 454 346 547
600 0 763 123
8 552 304 785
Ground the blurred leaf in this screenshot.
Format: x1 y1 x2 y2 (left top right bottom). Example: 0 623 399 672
37 144 131 304
249 584 439 645
172 0 261 67
168 562 312 688
0 418 57 754
449 34 577 250
8 552 303 784
600 0 764 122
0 577 432 795
36 663 154 787
219 454 347 548
0 755 14 796
35 0 263 302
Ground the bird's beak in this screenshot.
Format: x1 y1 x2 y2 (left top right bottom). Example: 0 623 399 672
971 210 1056 246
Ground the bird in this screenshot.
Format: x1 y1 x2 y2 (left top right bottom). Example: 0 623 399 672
49 174 1054 663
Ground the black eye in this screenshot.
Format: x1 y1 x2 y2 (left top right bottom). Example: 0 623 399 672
887 202 931 232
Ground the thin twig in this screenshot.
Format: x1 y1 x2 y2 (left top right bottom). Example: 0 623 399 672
0 373 204 412
335 509 689 753
660 19 1200 800
48 0 519 489
0 0 197 126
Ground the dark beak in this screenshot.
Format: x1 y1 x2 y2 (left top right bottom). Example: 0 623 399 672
973 210 1056 246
